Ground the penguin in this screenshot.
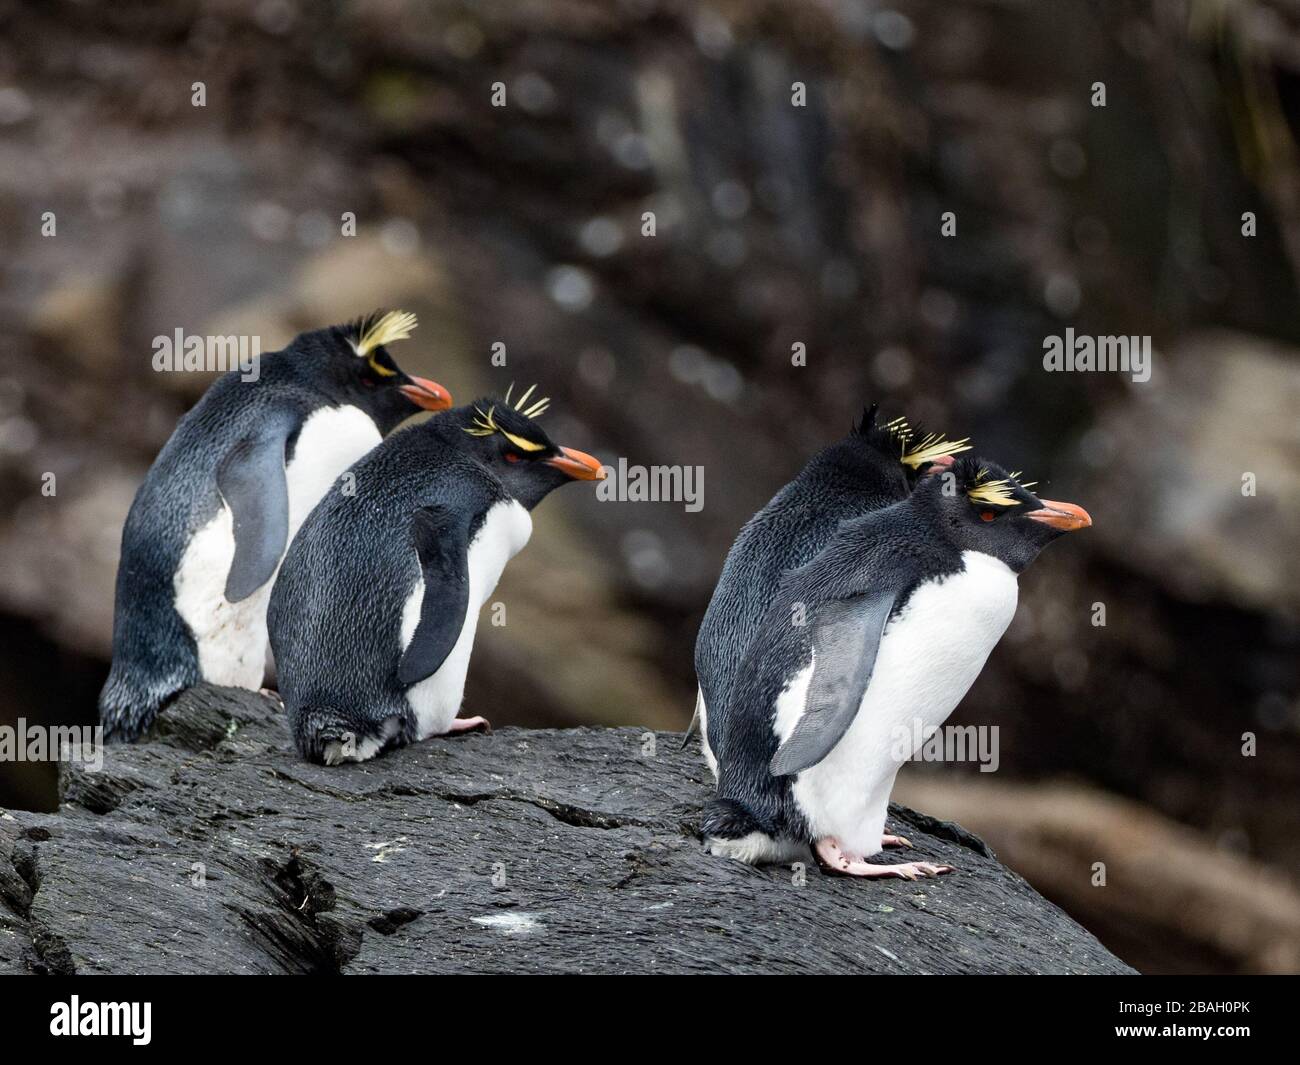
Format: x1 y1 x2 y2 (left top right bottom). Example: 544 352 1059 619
701 457 1091 878
691 407 970 773
267 387 605 765
99 310 452 742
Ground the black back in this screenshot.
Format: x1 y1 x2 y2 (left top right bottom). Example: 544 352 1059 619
710 491 958 840
707 458 1080 842
693 411 914 747
98 359 328 740
98 321 432 741
267 416 509 755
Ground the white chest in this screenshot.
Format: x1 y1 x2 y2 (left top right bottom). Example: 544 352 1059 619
174 404 381 689
856 550 1018 740
783 551 1019 851
400 499 533 737
282 406 382 537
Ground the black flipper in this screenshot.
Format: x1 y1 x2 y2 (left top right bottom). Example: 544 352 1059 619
218 409 300 603
397 505 472 688
768 590 899 777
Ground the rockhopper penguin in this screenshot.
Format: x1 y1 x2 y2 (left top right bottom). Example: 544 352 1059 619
267 387 605 765
692 407 969 772
702 457 1091 878
99 311 452 742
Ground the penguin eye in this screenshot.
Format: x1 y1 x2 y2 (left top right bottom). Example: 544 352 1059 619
504 452 521 463
366 354 397 378
980 510 995 522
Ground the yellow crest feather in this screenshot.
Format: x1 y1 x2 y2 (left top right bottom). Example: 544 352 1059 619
502 429 545 452
464 405 499 437
967 467 1036 507
901 431 972 469
514 382 550 419
354 309 418 357
462 403 547 450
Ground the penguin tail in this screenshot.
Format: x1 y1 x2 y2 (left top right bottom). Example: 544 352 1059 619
290 703 408 766
702 798 804 865
98 663 190 744
701 797 766 840
678 688 704 750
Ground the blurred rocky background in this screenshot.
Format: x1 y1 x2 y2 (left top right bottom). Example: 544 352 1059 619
0 0 1297 973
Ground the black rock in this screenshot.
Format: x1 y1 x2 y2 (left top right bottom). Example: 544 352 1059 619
0 685 1132 974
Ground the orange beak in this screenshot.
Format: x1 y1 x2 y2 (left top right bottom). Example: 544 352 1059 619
1027 498 1093 532
545 446 606 481
399 375 453 411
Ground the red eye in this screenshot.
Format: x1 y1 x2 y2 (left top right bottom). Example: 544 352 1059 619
980 510 995 522
505 452 520 463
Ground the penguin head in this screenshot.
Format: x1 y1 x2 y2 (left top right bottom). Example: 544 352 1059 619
922 456 1092 571
296 310 453 432
450 387 606 509
853 405 972 488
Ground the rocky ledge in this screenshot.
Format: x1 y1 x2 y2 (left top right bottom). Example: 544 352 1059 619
0 686 1132 974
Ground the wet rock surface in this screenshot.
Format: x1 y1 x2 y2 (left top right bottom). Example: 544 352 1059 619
0 685 1132 974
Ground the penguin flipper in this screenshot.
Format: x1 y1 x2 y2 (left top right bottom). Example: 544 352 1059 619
768 590 898 777
218 409 298 603
397 505 471 688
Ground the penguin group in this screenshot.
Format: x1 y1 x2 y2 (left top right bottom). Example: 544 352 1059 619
100 311 1091 885
695 412 1091 879
100 311 450 741
691 407 971 774
100 311 604 763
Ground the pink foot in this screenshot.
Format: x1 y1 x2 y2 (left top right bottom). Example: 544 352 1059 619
815 838 953 880
446 715 491 735
882 833 913 849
